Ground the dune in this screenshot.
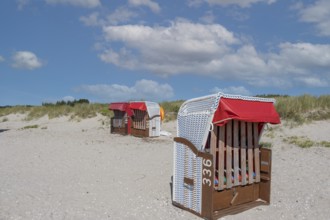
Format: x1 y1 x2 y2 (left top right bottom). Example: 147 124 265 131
0 114 329 220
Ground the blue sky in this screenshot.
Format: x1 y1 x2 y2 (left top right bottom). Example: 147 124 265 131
0 0 329 105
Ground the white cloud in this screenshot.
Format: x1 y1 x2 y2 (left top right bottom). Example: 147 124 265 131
17 0 30 10
107 7 138 25
97 20 329 88
266 42 330 83
62 96 75 102
45 0 101 8
298 0 330 36
100 20 239 75
187 0 204 7
80 12 103 27
12 51 43 70
199 11 216 24
0 55 4 62
211 86 252 95
80 8 138 27
128 0 161 13
295 77 328 87
77 79 174 102
188 0 276 8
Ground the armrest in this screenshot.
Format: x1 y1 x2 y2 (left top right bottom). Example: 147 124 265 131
174 137 201 156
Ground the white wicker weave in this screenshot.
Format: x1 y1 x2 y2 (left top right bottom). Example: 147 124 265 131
173 92 276 214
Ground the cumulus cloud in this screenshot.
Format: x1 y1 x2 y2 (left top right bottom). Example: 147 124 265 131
80 7 138 27
211 86 252 95
188 0 276 8
45 0 101 8
12 51 43 70
107 7 139 25
80 12 103 27
77 79 174 102
295 77 328 87
97 20 330 88
128 0 161 13
17 0 30 10
297 0 330 36
100 20 239 75
0 55 4 62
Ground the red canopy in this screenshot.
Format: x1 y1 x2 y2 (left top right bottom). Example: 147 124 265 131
212 98 280 126
129 102 147 111
109 102 129 111
109 102 134 116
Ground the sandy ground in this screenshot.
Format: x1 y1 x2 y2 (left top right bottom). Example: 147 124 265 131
0 114 329 220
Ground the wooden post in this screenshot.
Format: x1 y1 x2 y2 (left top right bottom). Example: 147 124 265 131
233 120 239 186
226 121 232 188
240 121 247 185
253 123 260 182
218 126 225 190
247 123 254 184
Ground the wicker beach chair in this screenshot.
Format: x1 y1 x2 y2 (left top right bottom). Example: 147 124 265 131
172 93 280 219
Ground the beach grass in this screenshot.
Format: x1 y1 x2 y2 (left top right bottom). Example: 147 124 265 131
283 136 330 148
274 94 330 124
0 103 112 121
0 95 329 123
20 124 39 130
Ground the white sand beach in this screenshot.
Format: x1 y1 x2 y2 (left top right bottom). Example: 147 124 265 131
1 114 329 220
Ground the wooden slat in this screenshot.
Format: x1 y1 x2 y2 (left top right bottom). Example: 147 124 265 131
218 126 225 190
253 123 260 182
139 110 142 129
233 120 239 186
226 121 232 189
143 111 145 129
247 122 254 184
210 125 217 189
240 122 247 185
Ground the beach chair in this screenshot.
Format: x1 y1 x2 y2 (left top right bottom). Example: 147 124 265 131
172 93 280 219
109 102 132 135
129 101 161 137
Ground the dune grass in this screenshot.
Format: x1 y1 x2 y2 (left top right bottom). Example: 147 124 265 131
0 95 329 123
283 136 330 148
20 124 39 130
0 103 112 121
274 94 330 124
160 100 184 121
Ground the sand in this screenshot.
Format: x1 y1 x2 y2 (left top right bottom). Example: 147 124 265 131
0 114 329 220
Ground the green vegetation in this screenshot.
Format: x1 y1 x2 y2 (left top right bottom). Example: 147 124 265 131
274 94 330 125
283 136 330 148
283 136 314 148
0 99 112 121
21 124 39 130
0 95 329 123
320 141 330 148
160 100 184 121
260 142 272 148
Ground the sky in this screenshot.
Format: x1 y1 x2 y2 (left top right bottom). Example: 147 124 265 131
0 0 329 105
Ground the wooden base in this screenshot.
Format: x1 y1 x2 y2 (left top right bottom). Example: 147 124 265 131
213 200 268 219
110 126 128 135
172 183 269 220
130 127 149 137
